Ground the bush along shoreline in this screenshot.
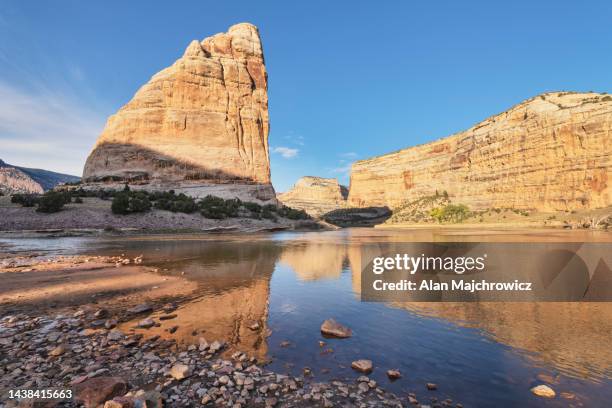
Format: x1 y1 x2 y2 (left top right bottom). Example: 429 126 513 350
9 186 310 221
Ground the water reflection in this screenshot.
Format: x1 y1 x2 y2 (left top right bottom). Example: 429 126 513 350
279 242 346 281
114 231 612 384
3 229 612 406
113 239 281 359
400 302 612 382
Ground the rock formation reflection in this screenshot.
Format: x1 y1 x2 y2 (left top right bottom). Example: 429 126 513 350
400 302 612 381
120 239 280 359
278 242 346 281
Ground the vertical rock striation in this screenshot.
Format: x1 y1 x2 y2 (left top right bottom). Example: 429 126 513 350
348 92 612 211
83 23 275 202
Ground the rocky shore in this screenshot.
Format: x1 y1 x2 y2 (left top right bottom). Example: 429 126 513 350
0 254 467 407
0 310 460 408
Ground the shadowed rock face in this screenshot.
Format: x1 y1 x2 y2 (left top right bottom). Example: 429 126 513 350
349 92 612 211
83 23 272 195
278 177 347 217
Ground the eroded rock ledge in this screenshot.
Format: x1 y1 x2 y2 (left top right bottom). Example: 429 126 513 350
349 92 612 211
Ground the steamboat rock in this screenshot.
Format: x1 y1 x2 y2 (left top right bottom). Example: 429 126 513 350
277 176 347 216
348 92 612 211
83 23 275 202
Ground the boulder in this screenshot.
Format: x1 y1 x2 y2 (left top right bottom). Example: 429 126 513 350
320 319 352 338
74 377 128 408
351 360 373 374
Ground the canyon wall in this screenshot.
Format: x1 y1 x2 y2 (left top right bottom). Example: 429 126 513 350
83 23 275 202
277 176 347 216
349 92 612 211
0 160 44 195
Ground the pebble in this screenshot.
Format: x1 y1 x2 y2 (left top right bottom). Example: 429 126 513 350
128 303 153 314
137 318 155 328
49 344 66 356
169 363 192 380
387 369 401 379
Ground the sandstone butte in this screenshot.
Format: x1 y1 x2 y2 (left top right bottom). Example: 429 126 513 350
348 92 612 212
277 176 348 217
82 23 275 202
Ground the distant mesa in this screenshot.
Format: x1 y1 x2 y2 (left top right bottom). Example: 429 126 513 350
82 23 275 203
277 176 348 217
0 159 79 194
349 92 612 212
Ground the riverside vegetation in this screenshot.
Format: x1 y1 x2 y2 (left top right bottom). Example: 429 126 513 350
384 191 612 229
9 185 309 222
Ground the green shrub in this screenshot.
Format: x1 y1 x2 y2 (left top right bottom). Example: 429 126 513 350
37 191 66 213
111 191 151 215
430 204 470 223
153 193 197 213
74 197 84 204
111 192 131 215
11 193 40 207
243 201 262 213
198 195 241 219
129 192 152 213
59 191 73 204
262 207 276 221
223 198 241 218
277 205 309 220
263 204 277 212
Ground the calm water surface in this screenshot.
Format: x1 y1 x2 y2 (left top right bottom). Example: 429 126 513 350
2 228 612 407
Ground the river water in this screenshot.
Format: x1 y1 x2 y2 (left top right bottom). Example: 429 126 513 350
2 228 612 407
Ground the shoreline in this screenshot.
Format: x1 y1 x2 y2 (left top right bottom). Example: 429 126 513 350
0 254 462 408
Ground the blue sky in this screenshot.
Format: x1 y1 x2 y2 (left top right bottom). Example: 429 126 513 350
0 1 610 192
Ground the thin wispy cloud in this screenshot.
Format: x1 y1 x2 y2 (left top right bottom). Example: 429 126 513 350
272 146 299 159
284 131 305 146
339 152 358 158
329 163 352 175
0 81 105 175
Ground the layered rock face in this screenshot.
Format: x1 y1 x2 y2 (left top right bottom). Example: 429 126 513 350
0 160 44 194
349 92 612 211
83 23 275 202
277 176 347 216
